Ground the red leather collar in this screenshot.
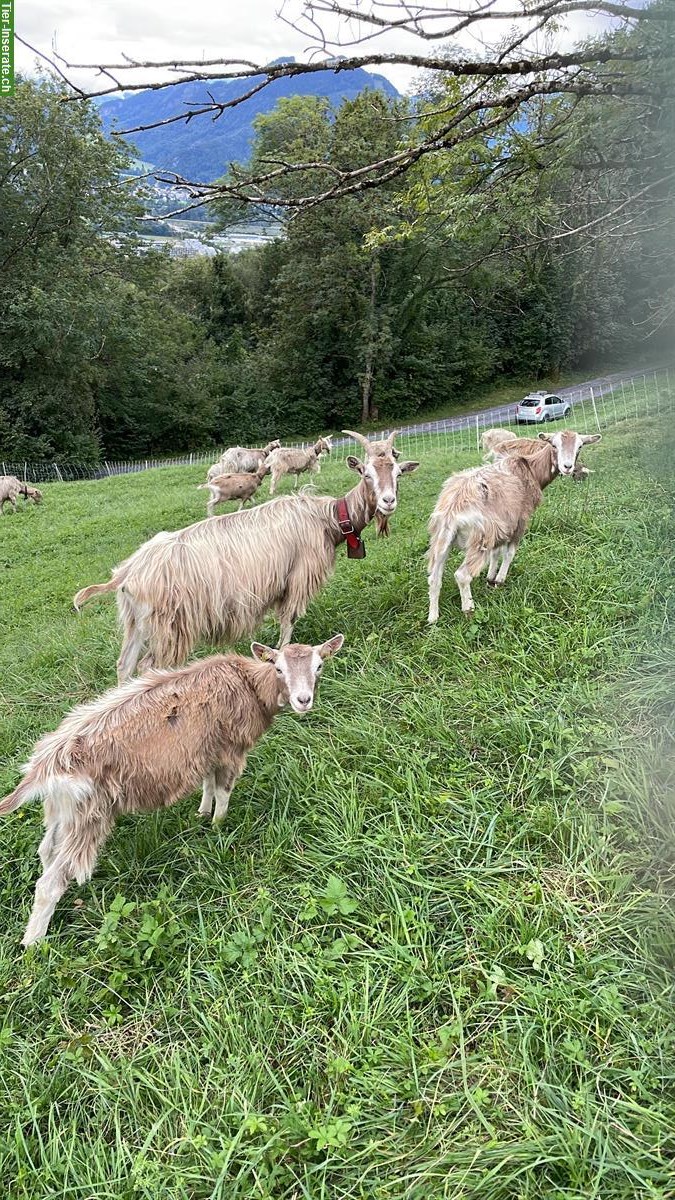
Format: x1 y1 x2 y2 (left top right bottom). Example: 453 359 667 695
336 497 362 552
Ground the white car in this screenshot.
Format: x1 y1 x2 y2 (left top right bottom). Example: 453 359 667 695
515 392 572 424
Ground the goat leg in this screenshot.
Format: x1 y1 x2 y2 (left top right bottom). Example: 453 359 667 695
198 768 216 818
212 756 246 825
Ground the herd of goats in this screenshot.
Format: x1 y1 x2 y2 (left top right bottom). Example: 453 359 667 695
1 422 601 945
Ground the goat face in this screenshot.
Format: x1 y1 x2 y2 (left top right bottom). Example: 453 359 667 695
347 453 419 532
539 430 601 476
251 635 344 713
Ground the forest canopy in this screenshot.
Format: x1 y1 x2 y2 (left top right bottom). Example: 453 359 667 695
1 6 673 461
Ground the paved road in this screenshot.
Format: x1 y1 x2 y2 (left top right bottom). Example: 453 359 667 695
341 364 668 446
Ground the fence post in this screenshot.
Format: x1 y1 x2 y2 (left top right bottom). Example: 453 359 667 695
589 387 602 434
54 463 63 483
475 414 480 452
654 371 660 415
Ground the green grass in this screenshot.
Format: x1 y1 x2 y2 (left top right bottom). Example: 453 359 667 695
0 407 674 1199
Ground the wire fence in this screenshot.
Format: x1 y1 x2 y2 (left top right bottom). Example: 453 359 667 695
1 367 671 485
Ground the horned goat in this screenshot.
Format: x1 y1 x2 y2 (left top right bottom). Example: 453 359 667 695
482 428 594 479
198 460 268 516
267 437 332 495
73 436 418 681
207 440 280 482
0 476 43 514
0 636 344 946
342 429 401 536
427 430 601 620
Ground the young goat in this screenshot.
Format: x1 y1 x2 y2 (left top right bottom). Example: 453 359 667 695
207 440 280 483
73 436 418 680
198 460 268 516
0 476 43 514
0 635 344 946
267 437 332 495
427 430 601 620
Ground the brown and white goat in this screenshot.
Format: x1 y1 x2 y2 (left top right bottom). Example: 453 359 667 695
427 430 601 620
199 460 268 515
0 636 344 946
482 428 593 480
267 437 332 495
73 437 418 680
207 440 280 482
342 430 401 535
0 476 43 514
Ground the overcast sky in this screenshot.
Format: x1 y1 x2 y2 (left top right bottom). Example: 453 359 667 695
16 0 613 95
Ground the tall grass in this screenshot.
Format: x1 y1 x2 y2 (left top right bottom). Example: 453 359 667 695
0 406 673 1199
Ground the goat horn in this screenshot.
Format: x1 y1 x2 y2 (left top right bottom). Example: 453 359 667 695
385 429 399 448
342 429 372 452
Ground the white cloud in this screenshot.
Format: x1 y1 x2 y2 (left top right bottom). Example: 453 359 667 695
16 0 615 95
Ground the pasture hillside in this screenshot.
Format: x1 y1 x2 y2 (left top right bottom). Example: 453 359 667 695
0 413 674 1199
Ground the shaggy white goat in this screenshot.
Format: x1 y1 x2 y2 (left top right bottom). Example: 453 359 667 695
207 440 280 482
73 435 418 680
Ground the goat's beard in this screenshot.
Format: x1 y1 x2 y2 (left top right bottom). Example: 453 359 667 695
375 513 391 537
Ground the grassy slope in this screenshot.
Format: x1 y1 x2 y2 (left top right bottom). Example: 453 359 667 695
0 415 673 1199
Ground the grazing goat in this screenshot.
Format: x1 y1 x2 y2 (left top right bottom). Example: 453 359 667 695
0 476 43 514
427 430 601 620
199 461 268 516
207 440 280 482
73 436 418 680
267 437 332 495
0 636 344 946
482 428 594 480
481 428 518 458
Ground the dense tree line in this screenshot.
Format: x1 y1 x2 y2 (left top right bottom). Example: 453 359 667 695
1 34 672 460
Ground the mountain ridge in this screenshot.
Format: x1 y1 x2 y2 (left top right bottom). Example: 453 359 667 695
98 62 400 182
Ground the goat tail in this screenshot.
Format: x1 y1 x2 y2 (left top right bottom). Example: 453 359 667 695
0 776 38 816
73 578 118 611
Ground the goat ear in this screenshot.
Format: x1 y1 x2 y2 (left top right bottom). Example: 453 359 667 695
580 433 602 444
318 634 344 659
346 456 365 474
538 432 553 442
398 460 420 474
251 642 277 662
